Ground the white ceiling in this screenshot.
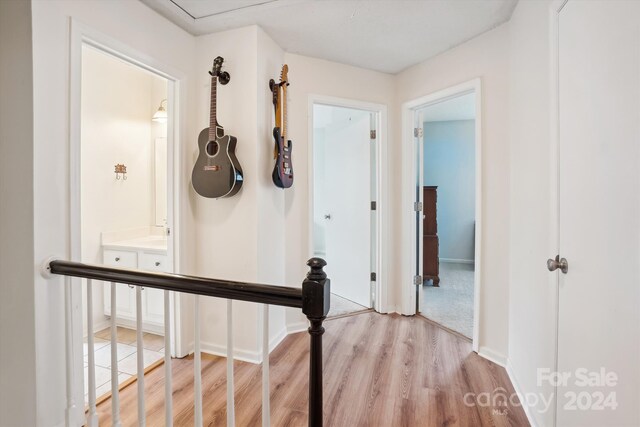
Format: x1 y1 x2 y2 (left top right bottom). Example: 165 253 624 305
140 0 517 74
421 92 475 122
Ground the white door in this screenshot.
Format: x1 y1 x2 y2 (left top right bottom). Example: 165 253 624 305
314 106 372 308
557 1 640 425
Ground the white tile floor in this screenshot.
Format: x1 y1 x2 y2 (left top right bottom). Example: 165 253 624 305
83 327 164 404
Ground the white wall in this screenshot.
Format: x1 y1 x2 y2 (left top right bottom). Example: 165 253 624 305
282 53 395 327
396 24 511 361
30 0 198 423
192 26 286 361
507 1 556 425
256 27 288 346
0 0 37 425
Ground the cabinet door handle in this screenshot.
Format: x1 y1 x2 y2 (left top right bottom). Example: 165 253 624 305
115 257 120 262
128 284 134 289
155 261 160 266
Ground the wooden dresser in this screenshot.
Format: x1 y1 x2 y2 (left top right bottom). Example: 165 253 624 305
423 186 440 286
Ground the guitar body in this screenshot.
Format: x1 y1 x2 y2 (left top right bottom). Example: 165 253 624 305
192 127 243 198
272 126 293 189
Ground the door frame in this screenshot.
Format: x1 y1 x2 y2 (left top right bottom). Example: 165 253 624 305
307 94 389 313
67 19 187 416
400 79 482 352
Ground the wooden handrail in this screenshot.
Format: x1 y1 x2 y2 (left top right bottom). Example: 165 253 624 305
49 259 304 308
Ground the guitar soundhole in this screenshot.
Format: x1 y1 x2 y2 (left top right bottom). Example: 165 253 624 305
206 140 219 156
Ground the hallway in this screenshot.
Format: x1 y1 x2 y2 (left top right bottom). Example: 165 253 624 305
97 312 528 426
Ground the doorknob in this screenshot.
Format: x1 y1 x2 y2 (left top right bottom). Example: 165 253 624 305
547 255 568 274
324 214 331 220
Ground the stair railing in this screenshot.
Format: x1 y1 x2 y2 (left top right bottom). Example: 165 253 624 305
47 257 330 427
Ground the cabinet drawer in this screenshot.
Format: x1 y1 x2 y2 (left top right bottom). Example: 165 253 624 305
103 249 137 268
140 253 169 272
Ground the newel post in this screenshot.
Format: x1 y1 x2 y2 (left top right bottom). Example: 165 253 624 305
302 257 330 427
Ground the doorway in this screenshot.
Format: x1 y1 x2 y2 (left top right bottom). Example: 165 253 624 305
77 43 175 403
417 92 477 338
311 100 383 317
401 79 482 349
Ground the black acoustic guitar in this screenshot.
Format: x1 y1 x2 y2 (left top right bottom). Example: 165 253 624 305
269 65 293 189
192 56 243 198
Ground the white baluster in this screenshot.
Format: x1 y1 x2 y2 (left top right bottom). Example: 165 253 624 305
227 300 235 427
194 295 203 427
136 286 145 426
65 276 78 427
262 304 270 427
110 282 122 427
86 279 98 426
164 290 173 427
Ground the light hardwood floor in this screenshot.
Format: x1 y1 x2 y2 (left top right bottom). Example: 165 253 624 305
97 312 529 426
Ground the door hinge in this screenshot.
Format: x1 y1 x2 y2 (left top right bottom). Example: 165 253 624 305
371 272 377 282
371 201 377 210
370 129 377 139
414 201 423 212
414 127 423 138
413 275 422 285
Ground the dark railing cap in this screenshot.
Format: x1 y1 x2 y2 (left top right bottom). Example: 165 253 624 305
306 257 327 281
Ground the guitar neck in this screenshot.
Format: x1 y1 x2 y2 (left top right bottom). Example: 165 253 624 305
209 76 218 140
282 83 288 144
275 85 282 130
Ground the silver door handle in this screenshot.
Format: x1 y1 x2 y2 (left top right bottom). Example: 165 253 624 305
547 255 568 274
324 214 331 220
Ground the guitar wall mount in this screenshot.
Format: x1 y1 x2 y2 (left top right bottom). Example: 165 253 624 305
209 62 230 85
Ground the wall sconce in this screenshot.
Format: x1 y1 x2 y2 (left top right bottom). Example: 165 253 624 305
114 163 127 180
152 99 167 123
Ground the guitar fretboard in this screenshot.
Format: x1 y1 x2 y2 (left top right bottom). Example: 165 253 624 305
282 83 287 146
209 76 217 141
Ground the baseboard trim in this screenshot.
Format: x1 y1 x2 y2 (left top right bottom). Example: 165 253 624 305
199 341 261 364
440 258 475 265
198 326 288 365
84 318 110 338
478 346 507 367
102 316 164 336
506 358 539 427
286 321 308 334
269 326 288 353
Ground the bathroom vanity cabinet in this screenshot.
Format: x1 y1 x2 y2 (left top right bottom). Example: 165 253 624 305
102 235 168 334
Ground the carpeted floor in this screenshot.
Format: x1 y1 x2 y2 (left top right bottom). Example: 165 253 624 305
420 262 474 338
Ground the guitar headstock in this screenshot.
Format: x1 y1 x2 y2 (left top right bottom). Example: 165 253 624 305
280 64 290 86
209 56 230 85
